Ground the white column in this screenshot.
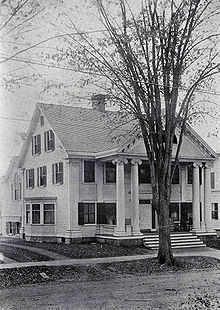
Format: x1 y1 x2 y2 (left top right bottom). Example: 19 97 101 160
192 162 201 232
200 165 206 231
131 159 143 236
65 159 81 243
204 163 213 232
113 158 128 236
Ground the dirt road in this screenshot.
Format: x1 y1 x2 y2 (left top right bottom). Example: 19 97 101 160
1 268 220 309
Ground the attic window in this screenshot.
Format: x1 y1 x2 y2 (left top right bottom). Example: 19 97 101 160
44 130 55 152
40 116 44 127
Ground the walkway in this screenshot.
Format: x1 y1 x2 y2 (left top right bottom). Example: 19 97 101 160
0 246 220 270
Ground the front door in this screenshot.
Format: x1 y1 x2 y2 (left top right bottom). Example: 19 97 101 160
139 200 152 231
180 202 193 231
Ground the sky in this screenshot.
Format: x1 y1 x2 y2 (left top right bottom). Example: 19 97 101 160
0 0 219 177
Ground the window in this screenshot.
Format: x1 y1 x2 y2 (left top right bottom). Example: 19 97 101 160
14 183 21 200
187 166 193 184
26 204 30 224
172 165 179 184
212 203 218 220
43 204 55 224
105 162 116 183
139 163 151 184
97 202 116 225
26 169 35 188
84 161 95 182
44 130 55 151
37 166 47 187
211 172 215 189
40 115 44 127
52 162 63 184
78 203 95 224
32 134 41 155
32 204 40 224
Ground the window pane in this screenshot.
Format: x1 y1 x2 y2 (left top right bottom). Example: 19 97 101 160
172 166 179 184
106 162 116 183
44 204 54 224
187 166 193 184
139 163 151 184
84 161 95 182
211 172 215 189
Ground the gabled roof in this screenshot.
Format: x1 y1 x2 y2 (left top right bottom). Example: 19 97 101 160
37 103 135 155
1 156 19 183
18 102 217 165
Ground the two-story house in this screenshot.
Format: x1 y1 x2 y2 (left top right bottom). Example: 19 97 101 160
3 100 218 244
0 156 22 236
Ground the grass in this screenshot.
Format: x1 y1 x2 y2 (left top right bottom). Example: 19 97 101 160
0 237 153 259
1 256 220 288
0 244 52 262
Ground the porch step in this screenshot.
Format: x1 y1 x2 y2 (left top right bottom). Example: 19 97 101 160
143 233 206 250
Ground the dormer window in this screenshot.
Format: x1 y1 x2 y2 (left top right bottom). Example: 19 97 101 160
32 134 41 155
44 130 55 152
40 115 44 127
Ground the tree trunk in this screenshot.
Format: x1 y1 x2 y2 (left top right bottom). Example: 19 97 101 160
157 194 174 266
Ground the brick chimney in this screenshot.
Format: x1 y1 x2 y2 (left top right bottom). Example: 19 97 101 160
91 94 106 112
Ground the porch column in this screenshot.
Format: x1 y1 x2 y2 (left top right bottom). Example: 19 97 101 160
200 165 206 231
65 159 82 243
192 162 201 232
131 159 143 236
113 158 128 236
204 163 213 231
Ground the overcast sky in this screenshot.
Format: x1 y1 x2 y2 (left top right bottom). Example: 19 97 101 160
0 0 219 177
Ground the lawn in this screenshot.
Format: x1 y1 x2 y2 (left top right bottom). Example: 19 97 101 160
0 237 153 259
1 256 220 288
0 244 52 262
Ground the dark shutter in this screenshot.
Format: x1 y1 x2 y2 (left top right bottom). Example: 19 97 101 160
32 169 35 188
43 166 47 186
78 203 84 225
52 163 55 184
44 132 47 151
32 137 34 155
59 162 63 184
37 134 41 154
97 203 107 224
51 130 55 150
26 170 28 188
37 167 39 186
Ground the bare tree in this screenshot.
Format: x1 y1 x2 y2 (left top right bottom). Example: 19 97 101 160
59 0 220 265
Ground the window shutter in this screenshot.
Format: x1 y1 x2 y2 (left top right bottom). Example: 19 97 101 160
44 132 47 151
97 203 107 224
52 164 55 184
32 137 34 155
32 169 35 188
37 168 39 186
78 203 84 225
60 162 63 184
37 134 41 154
44 166 47 186
51 130 55 150
26 170 28 188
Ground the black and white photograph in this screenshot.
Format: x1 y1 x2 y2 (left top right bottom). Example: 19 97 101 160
0 0 220 309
